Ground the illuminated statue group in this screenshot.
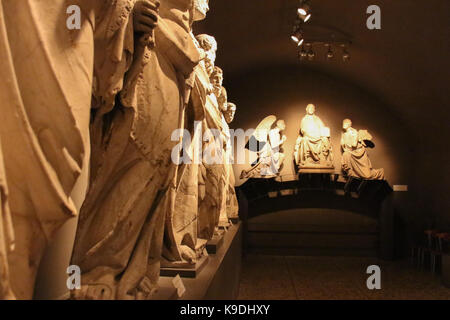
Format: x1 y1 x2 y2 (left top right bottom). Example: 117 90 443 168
242 104 384 181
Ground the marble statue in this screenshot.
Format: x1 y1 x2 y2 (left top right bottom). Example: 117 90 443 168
294 104 334 170
0 142 14 300
241 116 287 179
0 0 155 299
222 103 239 221
71 0 208 300
341 119 385 180
149 0 211 268
211 67 228 110
195 34 217 79
193 41 227 241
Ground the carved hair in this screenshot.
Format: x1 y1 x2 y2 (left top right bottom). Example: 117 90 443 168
306 104 316 113
276 120 286 131
343 118 352 127
196 34 217 53
227 102 237 111
211 66 223 80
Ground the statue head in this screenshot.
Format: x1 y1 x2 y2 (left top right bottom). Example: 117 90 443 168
211 66 224 94
306 104 316 115
196 34 217 75
193 0 209 21
224 102 236 123
196 34 217 52
343 119 352 130
276 120 286 131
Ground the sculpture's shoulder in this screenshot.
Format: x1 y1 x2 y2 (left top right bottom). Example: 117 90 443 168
300 115 309 128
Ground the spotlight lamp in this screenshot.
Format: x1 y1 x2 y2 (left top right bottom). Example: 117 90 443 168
291 29 304 46
297 1 312 22
307 44 315 61
299 47 308 60
325 44 334 60
342 45 350 62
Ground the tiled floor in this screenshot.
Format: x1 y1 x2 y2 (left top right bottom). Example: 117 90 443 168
238 255 450 300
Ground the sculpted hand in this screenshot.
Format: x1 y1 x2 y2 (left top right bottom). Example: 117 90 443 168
134 0 160 34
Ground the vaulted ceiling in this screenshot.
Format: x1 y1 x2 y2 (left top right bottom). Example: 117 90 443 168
197 0 450 140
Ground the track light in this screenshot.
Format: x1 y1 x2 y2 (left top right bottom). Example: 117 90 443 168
342 45 350 62
291 30 304 46
325 44 334 60
307 44 315 61
299 47 307 60
297 1 311 22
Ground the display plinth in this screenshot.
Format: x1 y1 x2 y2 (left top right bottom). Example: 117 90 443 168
218 220 232 230
206 233 225 254
155 222 242 300
160 255 209 278
298 168 335 174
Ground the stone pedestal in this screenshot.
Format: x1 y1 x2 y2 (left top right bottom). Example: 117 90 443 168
157 222 242 300
160 255 209 278
206 233 225 254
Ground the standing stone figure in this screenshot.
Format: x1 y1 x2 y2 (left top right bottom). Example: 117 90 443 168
341 119 384 180
210 66 233 228
241 116 287 179
161 5 220 268
294 104 333 169
222 102 239 220
193 37 227 241
71 0 204 300
0 0 152 299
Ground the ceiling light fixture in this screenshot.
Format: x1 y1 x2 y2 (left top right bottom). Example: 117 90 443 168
299 46 308 60
297 1 312 22
325 44 334 60
291 29 304 46
342 45 350 62
307 44 315 61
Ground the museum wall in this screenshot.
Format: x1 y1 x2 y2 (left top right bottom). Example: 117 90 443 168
415 135 450 229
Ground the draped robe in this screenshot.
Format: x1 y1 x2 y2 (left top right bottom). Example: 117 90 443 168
0 0 134 299
71 0 202 299
297 114 331 166
341 127 384 180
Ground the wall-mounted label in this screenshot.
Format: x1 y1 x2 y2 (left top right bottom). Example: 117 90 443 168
393 185 408 192
172 274 186 298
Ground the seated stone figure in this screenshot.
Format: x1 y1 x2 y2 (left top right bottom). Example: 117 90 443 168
241 116 287 179
340 119 384 180
294 104 333 169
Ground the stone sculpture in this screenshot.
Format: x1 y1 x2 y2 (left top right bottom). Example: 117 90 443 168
222 103 239 221
158 1 214 271
194 39 227 241
340 119 385 180
294 104 333 170
71 0 209 300
240 116 287 179
0 0 155 299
